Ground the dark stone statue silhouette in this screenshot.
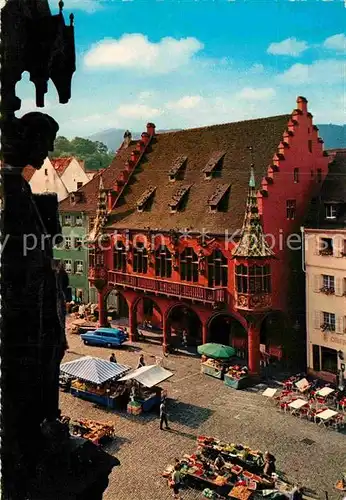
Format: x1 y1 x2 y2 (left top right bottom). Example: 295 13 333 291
1 1 119 499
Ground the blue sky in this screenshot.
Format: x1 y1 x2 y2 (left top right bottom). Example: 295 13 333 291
15 0 345 138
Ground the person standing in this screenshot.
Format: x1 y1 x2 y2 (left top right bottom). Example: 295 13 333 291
137 354 145 369
170 464 182 499
160 399 170 430
263 451 276 478
109 353 117 363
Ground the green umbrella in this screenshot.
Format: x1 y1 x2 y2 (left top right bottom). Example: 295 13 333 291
197 343 236 360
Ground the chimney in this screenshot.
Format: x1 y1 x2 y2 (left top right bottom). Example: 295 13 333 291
296 96 308 114
131 150 140 163
141 132 150 145
146 122 156 137
123 130 132 148
107 191 117 211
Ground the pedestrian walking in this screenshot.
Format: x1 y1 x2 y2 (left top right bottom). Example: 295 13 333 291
160 400 170 430
109 353 117 363
137 353 145 369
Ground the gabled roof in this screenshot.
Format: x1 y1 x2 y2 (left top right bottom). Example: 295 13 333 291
106 114 290 234
51 157 73 175
22 165 36 182
59 140 137 213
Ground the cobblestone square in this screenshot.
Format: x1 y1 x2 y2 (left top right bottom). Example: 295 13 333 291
61 325 346 500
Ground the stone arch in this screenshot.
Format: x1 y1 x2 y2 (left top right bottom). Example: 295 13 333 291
259 310 288 361
132 295 163 330
165 302 202 346
207 312 248 359
104 288 129 323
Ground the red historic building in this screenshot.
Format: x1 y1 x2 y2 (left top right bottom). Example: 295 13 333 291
77 96 329 374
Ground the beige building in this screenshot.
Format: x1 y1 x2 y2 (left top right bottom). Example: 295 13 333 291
304 150 346 384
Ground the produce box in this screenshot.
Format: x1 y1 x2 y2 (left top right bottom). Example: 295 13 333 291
127 403 142 415
224 374 249 390
228 485 252 499
201 363 223 380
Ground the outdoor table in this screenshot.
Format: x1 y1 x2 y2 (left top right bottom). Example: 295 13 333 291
262 388 277 399
316 387 335 397
295 378 310 392
315 408 338 426
288 399 309 415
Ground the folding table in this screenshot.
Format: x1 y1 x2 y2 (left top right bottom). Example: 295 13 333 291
316 387 335 397
315 408 338 426
288 399 309 415
295 378 310 392
262 388 277 398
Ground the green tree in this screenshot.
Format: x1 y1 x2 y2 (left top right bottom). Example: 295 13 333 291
52 136 113 171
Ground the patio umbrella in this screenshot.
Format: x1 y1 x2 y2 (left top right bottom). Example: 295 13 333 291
197 343 236 360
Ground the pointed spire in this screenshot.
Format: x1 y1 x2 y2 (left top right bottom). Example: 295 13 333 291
232 164 274 259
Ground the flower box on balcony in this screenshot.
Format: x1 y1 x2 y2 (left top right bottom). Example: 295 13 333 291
320 286 335 295
320 323 334 332
319 249 333 256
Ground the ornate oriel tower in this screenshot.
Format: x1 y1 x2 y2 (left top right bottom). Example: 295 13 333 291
232 165 275 374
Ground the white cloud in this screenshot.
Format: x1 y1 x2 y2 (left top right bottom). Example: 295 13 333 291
138 91 153 100
267 37 308 56
116 103 163 120
323 33 346 53
166 95 202 110
236 87 276 100
84 34 204 73
276 59 344 85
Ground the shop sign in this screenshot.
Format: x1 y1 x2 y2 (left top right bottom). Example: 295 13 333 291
330 336 346 347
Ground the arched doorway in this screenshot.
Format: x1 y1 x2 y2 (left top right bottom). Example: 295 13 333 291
208 314 248 359
134 297 163 343
167 304 202 347
105 289 129 323
260 311 287 363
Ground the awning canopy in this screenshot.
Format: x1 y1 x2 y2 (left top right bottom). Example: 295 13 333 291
60 356 131 385
118 365 173 388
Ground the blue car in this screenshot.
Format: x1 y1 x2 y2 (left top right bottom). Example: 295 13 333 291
81 327 128 348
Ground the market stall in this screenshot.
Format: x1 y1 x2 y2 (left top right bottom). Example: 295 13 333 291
62 415 115 446
197 344 237 381
224 365 250 390
119 365 173 413
163 436 304 499
60 356 131 409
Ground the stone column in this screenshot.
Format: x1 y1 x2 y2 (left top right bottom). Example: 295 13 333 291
202 321 208 344
162 314 169 353
128 302 137 342
98 290 107 327
247 321 261 375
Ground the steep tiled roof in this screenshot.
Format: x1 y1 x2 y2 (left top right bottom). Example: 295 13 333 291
51 157 73 175
59 141 138 213
22 165 36 182
107 115 290 234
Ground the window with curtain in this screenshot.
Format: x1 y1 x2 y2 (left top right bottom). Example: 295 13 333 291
207 249 228 287
113 241 126 272
155 246 172 278
249 264 271 293
133 242 148 274
180 247 198 282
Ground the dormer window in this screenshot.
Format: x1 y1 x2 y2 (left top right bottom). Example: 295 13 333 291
293 168 299 183
136 186 156 212
325 204 337 220
208 184 231 213
169 185 191 213
75 215 83 226
202 151 225 179
63 215 72 226
168 155 187 182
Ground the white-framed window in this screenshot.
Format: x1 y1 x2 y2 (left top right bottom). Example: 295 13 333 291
322 312 336 331
75 215 83 226
322 275 335 289
325 204 337 220
63 215 72 226
75 260 84 273
74 237 83 249
64 259 72 273
65 237 72 249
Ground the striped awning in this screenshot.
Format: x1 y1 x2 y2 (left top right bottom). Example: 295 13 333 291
60 356 131 385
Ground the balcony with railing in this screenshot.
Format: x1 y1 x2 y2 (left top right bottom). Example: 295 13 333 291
234 292 272 312
107 270 227 305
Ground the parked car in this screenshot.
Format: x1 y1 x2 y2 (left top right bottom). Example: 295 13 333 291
80 327 128 348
